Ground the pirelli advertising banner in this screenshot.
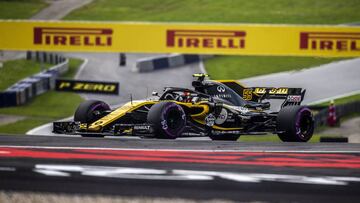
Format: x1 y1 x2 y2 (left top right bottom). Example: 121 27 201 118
55 79 119 95
0 20 360 57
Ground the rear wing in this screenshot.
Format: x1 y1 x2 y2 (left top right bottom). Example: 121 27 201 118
245 87 306 106
219 81 306 107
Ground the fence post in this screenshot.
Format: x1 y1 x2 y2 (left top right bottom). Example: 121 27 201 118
26 51 32 60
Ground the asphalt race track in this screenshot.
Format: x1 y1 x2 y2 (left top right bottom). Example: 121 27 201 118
0 134 359 202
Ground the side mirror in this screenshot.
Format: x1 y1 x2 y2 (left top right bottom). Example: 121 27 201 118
192 81 202 88
152 91 159 96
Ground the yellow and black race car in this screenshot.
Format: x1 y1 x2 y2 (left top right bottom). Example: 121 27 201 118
53 74 314 142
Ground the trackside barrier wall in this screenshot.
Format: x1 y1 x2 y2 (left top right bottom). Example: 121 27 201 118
135 54 212 72
0 59 69 107
27 51 66 65
1 21 360 57
311 101 360 127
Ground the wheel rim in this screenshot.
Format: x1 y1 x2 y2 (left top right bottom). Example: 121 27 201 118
161 104 186 138
295 108 313 140
166 109 182 129
91 103 109 113
88 103 109 123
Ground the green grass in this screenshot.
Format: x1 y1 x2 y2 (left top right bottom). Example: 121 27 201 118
0 118 52 134
317 94 360 107
313 93 360 123
205 56 346 80
62 58 83 78
0 0 48 19
65 0 360 24
0 58 84 134
0 91 83 118
0 59 52 91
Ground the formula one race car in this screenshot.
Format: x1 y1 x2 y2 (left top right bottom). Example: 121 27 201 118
53 74 314 142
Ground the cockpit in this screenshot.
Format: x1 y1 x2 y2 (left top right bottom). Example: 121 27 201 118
160 88 206 103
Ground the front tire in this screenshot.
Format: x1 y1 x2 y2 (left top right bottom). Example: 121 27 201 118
74 100 110 123
147 102 186 139
277 106 314 142
74 100 110 137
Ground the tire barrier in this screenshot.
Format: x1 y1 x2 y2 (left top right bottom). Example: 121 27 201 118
134 54 212 73
311 100 360 128
26 51 66 65
0 58 69 107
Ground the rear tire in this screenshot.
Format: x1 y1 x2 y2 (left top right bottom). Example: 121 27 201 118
277 106 314 142
147 102 186 139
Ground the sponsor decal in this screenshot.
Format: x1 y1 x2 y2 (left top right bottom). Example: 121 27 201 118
287 95 302 103
213 94 232 99
300 32 360 51
161 120 168 130
215 108 228 125
55 79 119 95
217 85 226 93
269 88 288 94
34 27 113 47
243 89 253 100
254 87 288 95
167 29 246 49
133 125 151 131
205 113 216 126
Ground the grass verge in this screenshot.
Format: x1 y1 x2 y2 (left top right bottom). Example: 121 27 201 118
0 59 52 91
0 0 48 19
316 93 360 107
65 0 360 24
0 58 84 134
205 56 347 80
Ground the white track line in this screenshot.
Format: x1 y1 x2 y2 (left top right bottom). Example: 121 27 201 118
26 116 72 135
26 123 52 135
199 60 207 74
0 145 359 153
74 58 88 79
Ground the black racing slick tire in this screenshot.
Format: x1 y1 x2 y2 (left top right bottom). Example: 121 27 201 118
74 100 110 124
277 106 314 142
147 102 186 139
